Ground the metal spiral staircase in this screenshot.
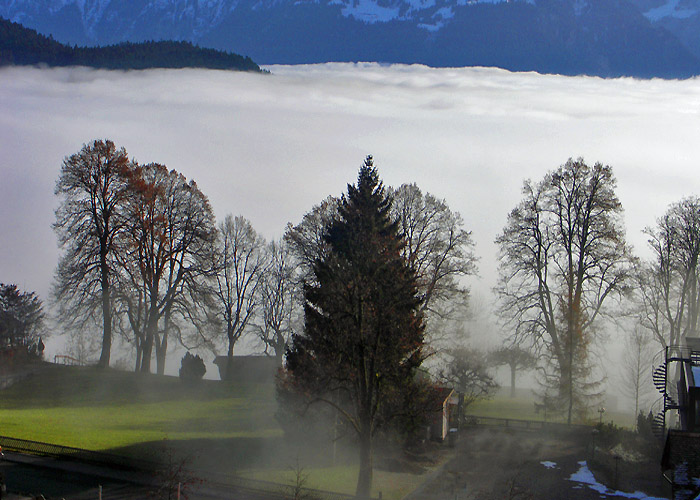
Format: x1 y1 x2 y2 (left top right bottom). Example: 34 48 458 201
652 360 674 437
650 346 694 438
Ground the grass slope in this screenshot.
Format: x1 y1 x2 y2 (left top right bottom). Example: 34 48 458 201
0 364 279 450
1 365 631 498
467 388 634 427
0 364 447 499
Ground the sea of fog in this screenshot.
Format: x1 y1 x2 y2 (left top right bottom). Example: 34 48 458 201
2 62 700 379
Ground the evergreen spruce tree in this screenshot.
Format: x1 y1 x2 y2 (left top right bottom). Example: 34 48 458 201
283 157 425 499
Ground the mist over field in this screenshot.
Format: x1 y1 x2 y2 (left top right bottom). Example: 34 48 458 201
2 63 700 376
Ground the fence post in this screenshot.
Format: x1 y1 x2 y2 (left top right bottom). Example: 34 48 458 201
98 485 102 500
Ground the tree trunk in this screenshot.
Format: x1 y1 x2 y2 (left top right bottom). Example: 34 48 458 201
275 349 284 367
274 332 286 366
156 339 167 375
509 364 516 398
565 337 573 425
226 332 235 381
355 423 373 499
134 344 142 373
156 309 170 375
98 256 111 369
140 313 158 373
566 282 575 426
140 335 153 372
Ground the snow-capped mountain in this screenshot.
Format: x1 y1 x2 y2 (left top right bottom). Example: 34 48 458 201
2 0 699 77
1 0 527 40
636 0 700 60
639 0 699 21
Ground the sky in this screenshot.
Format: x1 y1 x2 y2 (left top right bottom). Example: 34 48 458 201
2 62 700 380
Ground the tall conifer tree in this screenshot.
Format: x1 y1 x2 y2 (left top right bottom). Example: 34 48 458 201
284 157 425 498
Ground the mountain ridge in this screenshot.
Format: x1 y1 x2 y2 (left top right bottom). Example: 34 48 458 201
0 16 262 71
2 0 700 77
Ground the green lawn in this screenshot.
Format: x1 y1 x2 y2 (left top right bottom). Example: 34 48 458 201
467 388 635 428
0 364 633 498
0 363 450 499
0 364 280 450
240 463 442 500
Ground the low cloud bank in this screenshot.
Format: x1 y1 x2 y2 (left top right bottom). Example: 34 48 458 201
1 63 699 332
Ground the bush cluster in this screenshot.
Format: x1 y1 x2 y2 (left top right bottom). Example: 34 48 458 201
179 352 206 381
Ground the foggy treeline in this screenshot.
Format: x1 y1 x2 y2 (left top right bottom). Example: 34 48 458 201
50 140 478 380
44 138 700 429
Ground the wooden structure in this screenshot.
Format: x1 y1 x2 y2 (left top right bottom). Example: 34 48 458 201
429 387 458 441
657 337 700 498
213 355 278 382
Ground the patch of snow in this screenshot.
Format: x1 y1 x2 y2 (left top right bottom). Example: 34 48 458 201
433 6 454 19
416 6 452 31
644 0 697 21
403 0 435 12
465 0 532 3
340 0 401 23
573 0 587 16
541 461 558 469
417 22 440 31
452 0 534 6
610 443 647 463
569 461 667 499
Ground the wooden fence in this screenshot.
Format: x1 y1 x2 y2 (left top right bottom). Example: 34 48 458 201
0 435 363 500
463 414 592 432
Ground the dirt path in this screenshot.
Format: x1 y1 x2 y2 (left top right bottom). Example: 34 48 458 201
405 426 671 500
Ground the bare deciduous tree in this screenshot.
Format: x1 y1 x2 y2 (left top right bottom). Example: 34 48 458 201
213 215 267 379
620 325 655 418
284 196 338 284
256 240 300 365
489 345 537 398
438 347 498 410
496 158 632 423
389 183 477 319
636 197 700 348
54 139 134 368
124 163 216 374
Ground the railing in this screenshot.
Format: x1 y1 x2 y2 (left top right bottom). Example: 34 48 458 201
462 414 591 431
665 345 699 364
0 435 363 500
0 435 156 471
53 355 83 366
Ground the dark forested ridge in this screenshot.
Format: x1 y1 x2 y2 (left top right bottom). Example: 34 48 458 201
2 0 700 78
0 17 262 71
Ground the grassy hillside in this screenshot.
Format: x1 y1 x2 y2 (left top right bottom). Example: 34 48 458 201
467 387 635 428
0 364 631 498
0 364 442 499
0 364 279 451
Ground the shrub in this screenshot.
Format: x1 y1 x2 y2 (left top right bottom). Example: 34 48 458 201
179 352 206 381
